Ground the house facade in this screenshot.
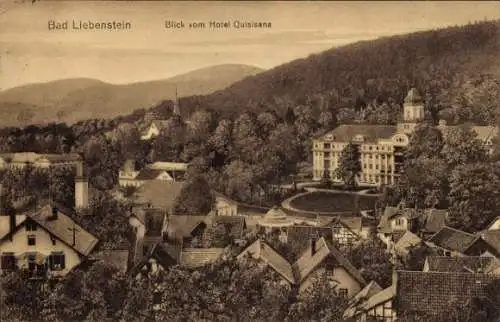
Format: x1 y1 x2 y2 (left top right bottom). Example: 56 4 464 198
238 237 366 299
312 88 497 185
0 204 98 277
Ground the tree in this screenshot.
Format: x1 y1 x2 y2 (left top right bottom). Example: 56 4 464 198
287 273 348 322
398 156 449 209
223 160 254 202
404 241 438 270
448 161 500 232
346 238 394 288
172 174 214 215
405 122 444 161
336 143 362 189
155 256 290 321
76 190 133 250
441 125 488 168
40 262 129 321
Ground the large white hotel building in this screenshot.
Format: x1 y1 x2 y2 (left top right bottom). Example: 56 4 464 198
312 88 497 186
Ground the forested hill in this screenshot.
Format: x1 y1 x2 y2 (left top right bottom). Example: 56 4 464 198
175 20 500 125
0 64 263 127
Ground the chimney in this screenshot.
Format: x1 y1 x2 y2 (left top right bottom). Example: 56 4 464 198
75 160 89 209
49 206 58 221
9 212 15 241
392 270 398 288
311 238 317 255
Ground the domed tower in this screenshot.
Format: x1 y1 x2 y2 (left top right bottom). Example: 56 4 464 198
403 88 424 122
397 88 425 134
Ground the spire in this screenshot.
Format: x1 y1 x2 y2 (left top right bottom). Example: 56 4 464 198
173 86 181 117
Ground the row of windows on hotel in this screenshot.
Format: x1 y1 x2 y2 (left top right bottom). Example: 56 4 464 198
322 160 393 172
315 152 395 160
315 143 394 152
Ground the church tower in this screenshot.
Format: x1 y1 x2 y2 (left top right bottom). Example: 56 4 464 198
397 88 425 134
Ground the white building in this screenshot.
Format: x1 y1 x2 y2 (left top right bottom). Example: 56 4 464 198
0 203 98 277
312 88 497 186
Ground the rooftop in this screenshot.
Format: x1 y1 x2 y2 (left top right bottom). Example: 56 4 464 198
396 270 499 318
428 226 478 253
425 256 500 274
320 124 398 143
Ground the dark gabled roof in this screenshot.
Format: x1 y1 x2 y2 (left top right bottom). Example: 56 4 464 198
320 124 398 143
135 181 184 213
428 226 479 253
135 168 169 181
165 215 207 240
396 270 499 318
130 242 181 277
422 209 448 234
29 204 98 256
425 256 500 274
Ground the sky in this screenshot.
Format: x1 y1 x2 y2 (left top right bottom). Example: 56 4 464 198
1 1 500 90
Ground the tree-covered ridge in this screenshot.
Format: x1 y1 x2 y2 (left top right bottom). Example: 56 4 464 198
177 21 500 124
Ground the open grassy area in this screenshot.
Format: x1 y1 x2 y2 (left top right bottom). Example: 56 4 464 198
289 191 378 213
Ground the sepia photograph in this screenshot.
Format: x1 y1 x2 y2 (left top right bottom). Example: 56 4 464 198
1 0 500 321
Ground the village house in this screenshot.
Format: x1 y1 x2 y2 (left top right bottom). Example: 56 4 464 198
238 236 366 299
212 192 239 216
0 202 98 277
312 88 497 185
140 89 182 141
344 282 397 322
118 159 188 187
427 226 498 257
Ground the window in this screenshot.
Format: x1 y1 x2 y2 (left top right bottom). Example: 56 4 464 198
395 218 404 226
25 220 37 231
27 254 37 271
27 234 36 246
143 245 150 255
324 152 330 158
1 252 16 270
339 288 348 298
324 143 331 149
49 252 65 271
